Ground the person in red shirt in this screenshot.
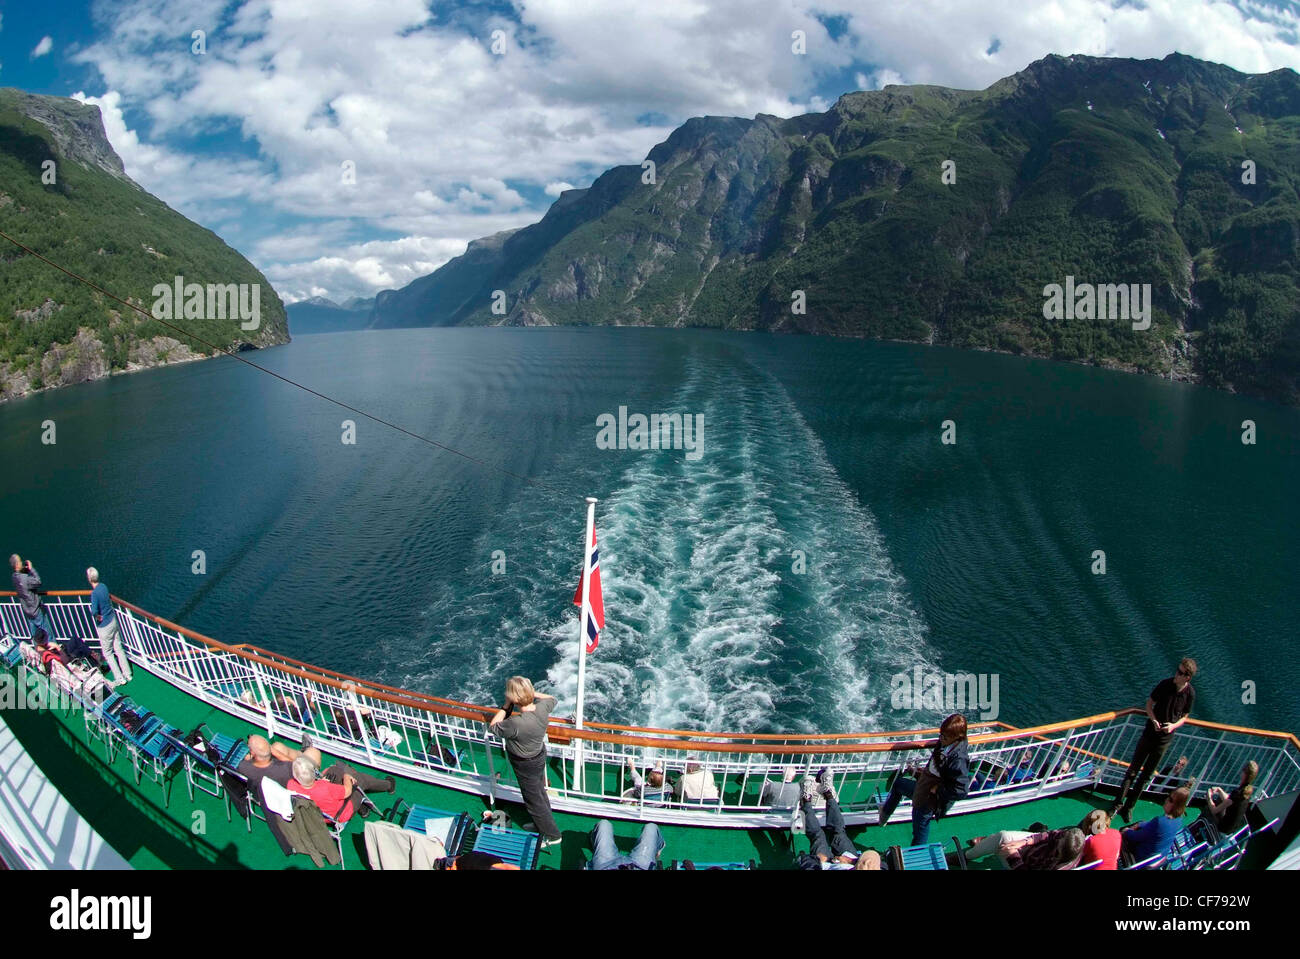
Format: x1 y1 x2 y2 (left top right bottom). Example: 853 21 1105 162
287 756 359 822
1078 808 1122 870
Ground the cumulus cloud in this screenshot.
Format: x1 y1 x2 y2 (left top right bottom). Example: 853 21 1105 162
267 235 476 304
66 0 1300 304
32 36 54 58
868 68 905 89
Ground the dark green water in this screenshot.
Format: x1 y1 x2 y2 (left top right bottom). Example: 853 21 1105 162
2 328 1295 735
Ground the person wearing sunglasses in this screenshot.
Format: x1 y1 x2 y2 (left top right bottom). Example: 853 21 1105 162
1110 659 1197 823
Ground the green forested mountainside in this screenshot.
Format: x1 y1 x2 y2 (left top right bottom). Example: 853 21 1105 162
370 54 1300 405
0 89 288 400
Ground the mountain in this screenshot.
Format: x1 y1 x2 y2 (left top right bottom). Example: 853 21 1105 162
287 295 373 334
367 229 519 329
369 53 1300 405
0 88 289 402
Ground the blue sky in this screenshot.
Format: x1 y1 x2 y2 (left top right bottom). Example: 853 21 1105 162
4 0 1300 303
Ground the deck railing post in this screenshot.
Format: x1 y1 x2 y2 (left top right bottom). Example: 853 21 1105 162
251 661 276 738
346 685 375 765
484 729 499 806
1193 732 1225 796
1031 726 1075 799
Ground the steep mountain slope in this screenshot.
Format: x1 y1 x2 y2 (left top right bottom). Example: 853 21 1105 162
0 89 289 401
371 54 1300 405
367 229 518 329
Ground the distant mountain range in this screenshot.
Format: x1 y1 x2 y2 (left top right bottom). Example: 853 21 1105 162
286 295 374 334
365 53 1300 405
0 88 289 402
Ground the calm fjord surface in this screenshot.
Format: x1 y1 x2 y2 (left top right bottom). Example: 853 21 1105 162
3 327 1295 736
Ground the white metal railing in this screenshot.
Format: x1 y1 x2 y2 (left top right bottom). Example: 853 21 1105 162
4 594 1300 829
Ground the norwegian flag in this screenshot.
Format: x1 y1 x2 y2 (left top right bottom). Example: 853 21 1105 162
572 527 605 653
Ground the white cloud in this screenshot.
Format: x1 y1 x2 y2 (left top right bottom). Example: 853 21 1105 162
267 235 476 304
32 36 53 58
869 68 905 89
836 0 1300 91
66 0 1300 304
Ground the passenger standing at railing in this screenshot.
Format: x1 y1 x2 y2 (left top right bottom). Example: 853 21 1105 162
1110 659 1197 824
87 567 130 685
876 713 971 846
10 554 49 641
488 676 562 849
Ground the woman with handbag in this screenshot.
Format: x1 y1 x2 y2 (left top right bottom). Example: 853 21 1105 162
876 713 971 845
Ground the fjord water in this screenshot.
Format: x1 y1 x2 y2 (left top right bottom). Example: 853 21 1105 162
2 328 1296 736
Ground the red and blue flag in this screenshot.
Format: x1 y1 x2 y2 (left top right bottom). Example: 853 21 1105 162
573 527 605 653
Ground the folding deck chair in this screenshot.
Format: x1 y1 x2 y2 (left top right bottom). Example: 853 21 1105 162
156 725 250 810
388 798 474 856
472 821 541 869
671 859 755 870
0 635 22 668
133 722 186 806
1122 852 1167 869
1164 826 1210 870
260 778 349 868
889 842 949 870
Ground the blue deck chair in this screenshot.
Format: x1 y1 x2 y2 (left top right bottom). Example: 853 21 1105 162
94 698 152 762
82 692 124 750
134 724 186 806
472 822 540 870
1164 826 1210 870
158 726 249 809
0 636 22 668
388 799 473 856
1123 852 1167 870
890 842 949 870
671 859 754 870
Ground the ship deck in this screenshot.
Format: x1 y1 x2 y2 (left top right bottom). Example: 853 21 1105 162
3 661 1156 870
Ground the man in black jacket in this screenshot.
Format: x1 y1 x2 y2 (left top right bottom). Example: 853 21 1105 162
1111 659 1197 823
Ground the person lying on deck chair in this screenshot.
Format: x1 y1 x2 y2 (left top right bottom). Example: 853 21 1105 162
239 688 315 724
238 735 322 793
31 625 109 673
29 626 72 673
286 750 396 819
588 819 665 870
964 826 1086 870
795 768 888 870
288 756 368 822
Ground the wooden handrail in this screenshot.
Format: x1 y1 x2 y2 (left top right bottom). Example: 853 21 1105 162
6 592 1298 754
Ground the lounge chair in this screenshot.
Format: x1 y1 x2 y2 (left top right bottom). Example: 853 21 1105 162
889 842 949 870
388 798 473 856
472 820 540 869
670 859 754 870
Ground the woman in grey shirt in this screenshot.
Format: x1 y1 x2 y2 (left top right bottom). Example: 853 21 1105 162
488 676 562 847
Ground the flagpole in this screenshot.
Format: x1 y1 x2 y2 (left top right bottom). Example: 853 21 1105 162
573 496 597 793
